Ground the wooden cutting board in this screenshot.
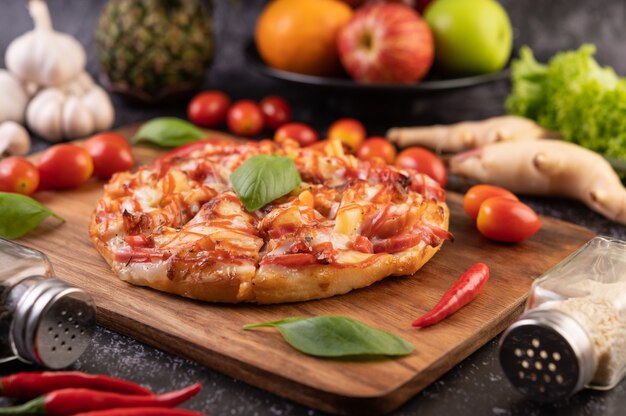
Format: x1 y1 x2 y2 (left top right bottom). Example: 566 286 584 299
18 126 594 415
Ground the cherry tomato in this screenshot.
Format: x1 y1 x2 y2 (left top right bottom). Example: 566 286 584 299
227 100 264 136
38 144 94 190
477 197 542 243
87 132 130 150
84 133 135 179
463 184 519 220
260 96 292 130
395 147 447 187
274 122 319 147
187 91 231 127
0 157 40 195
356 137 397 164
327 118 366 150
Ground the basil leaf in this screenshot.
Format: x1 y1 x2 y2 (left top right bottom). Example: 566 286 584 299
230 155 301 211
132 117 205 148
244 316 414 358
243 317 307 329
0 192 64 239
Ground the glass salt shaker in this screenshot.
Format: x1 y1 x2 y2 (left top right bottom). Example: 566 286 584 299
0 238 96 369
499 236 626 402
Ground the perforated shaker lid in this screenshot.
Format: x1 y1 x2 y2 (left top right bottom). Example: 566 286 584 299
12 277 95 369
499 309 596 402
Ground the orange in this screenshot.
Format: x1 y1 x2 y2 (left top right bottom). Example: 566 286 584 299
255 0 353 76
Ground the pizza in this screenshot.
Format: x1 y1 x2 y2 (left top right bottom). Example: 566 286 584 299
90 138 451 304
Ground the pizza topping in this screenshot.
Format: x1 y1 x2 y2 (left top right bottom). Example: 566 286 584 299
352 235 373 254
113 247 167 263
361 204 423 239
124 234 152 248
372 234 424 254
230 155 302 212
408 172 446 202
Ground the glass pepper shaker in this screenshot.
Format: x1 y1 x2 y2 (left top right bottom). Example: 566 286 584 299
499 236 626 402
0 238 96 369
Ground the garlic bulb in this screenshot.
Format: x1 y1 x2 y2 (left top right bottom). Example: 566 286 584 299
26 72 115 142
0 121 31 156
5 0 86 87
0 70 29 124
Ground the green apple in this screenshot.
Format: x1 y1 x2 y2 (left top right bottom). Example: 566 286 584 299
424 0 512 76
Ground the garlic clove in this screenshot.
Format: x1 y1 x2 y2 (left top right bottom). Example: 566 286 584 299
0 69 29 124
62 96 94 139
27 88 64 142
82 85 115 131
0 121 31 155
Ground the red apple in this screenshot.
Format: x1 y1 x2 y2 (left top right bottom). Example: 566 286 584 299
337 3 434 84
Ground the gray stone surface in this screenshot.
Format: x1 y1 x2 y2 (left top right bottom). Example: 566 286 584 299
1 0 626 414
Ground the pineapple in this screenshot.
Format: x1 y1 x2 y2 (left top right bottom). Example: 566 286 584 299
95 0 213 102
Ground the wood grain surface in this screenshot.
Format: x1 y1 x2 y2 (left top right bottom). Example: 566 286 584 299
18 125 595 415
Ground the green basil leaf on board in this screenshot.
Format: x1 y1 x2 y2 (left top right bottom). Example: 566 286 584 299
230 155 301 212
0 192 64 239
243 316 415 358
131 117 206 148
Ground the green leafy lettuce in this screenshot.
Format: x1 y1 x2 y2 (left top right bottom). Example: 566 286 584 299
506 44 626 160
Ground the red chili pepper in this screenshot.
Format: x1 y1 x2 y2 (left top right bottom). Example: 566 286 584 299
0 383 201 415
412 263 490 328
0 372 152 400
72 408 207 416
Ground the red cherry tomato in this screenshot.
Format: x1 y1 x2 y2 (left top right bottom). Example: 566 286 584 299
227 100 264 136
327 118 366 150
274 122 319 147
84 133 135 179
395 147 447 187
260 96 292 130
38 144 94 190
0 157 40 195
463 184 519 220
356 137 397 164
477 197 542 243
187 91 231 127
86 132 130 150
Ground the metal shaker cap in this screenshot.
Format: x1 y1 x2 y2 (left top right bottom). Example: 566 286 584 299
11 277 96 369
499 308 596 402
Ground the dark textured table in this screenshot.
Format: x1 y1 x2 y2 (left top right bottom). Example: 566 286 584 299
1 1 626 415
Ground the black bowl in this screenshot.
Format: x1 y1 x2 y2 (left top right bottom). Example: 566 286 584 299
245 41 511 125
245 41 510 93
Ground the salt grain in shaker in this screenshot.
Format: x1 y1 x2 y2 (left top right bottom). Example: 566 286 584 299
0 238 96 368
499 236 626 402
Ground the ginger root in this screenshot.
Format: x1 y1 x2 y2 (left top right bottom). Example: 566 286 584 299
387 116 556 152
450 140 626 225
